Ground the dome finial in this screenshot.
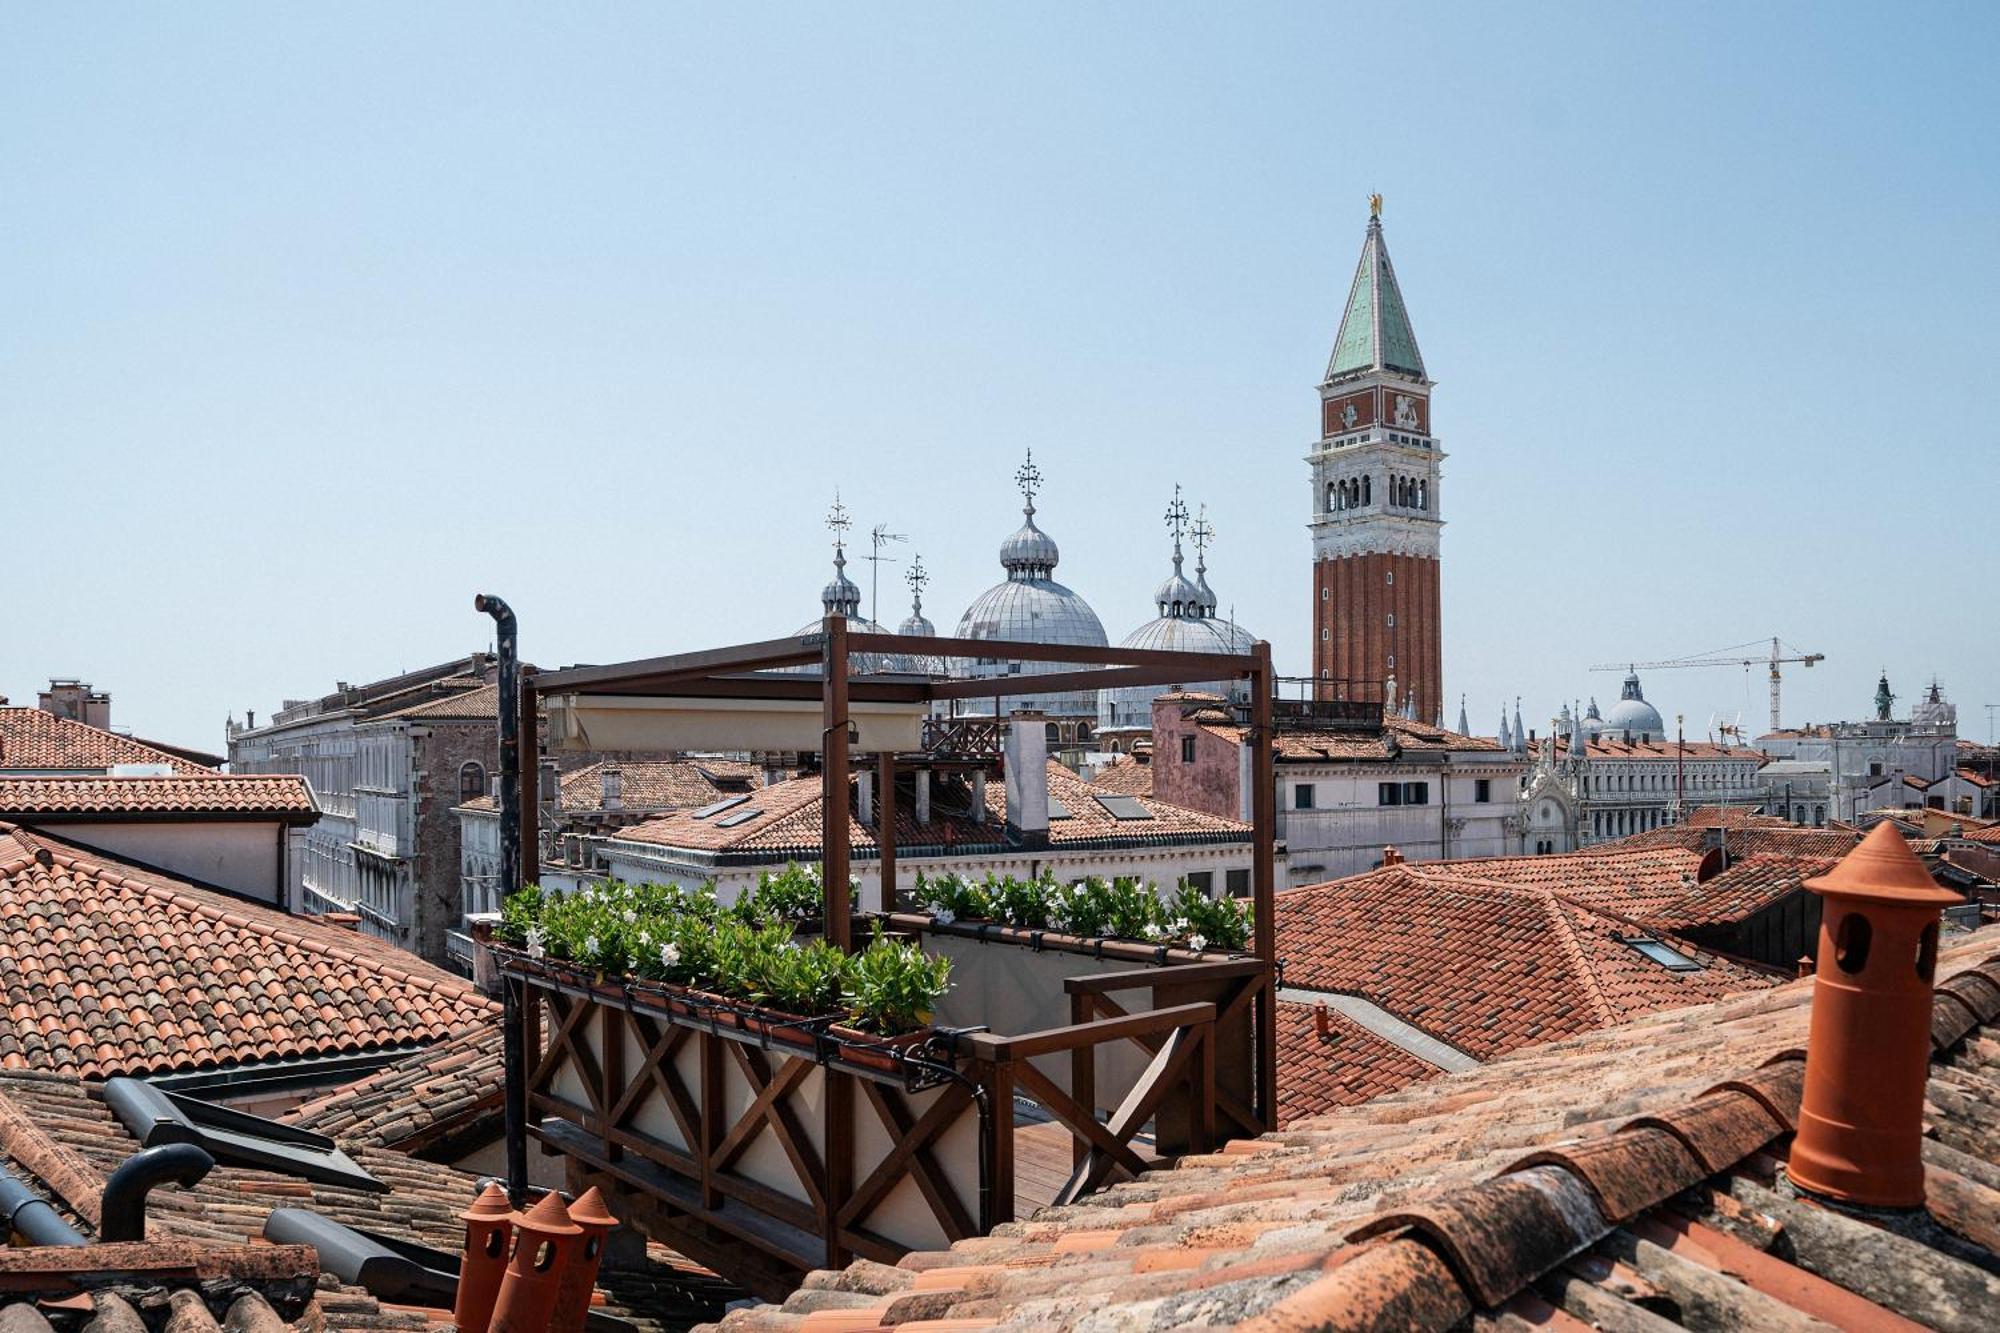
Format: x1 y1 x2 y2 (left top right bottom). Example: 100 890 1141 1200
1369 191 1383 220
819 491 861 617
1153 485 1200 618
1015 448 1043 519
1190 503 1217 618
905 553 928 619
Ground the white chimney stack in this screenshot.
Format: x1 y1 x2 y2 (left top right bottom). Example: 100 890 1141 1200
601 766 623 810
1004 711 1050 847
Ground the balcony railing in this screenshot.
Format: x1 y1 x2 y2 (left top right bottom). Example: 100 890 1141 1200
497 936 1269 1298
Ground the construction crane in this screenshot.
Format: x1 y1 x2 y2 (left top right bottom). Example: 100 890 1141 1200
1590 637 1825 735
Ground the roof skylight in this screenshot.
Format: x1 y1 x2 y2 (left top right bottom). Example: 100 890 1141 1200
1621 937 1704 972
693 794 752 820
715 807 763 829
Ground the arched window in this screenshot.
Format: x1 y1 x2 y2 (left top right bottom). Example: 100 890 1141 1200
1327 482 1338 512
1044 722 1061 747
459 761 487 803
1418 480 1428 510
1362 475 1371 505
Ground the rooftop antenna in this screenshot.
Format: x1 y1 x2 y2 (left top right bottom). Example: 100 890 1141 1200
864 522 907 625
1985 703 1997 746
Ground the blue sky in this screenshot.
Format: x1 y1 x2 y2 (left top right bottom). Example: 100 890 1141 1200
3 5 1995 751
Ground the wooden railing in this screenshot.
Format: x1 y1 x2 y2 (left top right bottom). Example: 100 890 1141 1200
500 946 1270 1298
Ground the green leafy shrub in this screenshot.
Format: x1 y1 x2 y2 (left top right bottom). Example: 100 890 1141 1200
910 870 992 923
844 926 953 1034
745 862 829 924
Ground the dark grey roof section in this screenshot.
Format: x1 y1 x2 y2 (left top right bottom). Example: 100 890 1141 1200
1093 794 1152 821
1277 986 1481 1073
101 1078 384 1193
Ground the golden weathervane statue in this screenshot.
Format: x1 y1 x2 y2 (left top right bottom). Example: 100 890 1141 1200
1369 192 1383 219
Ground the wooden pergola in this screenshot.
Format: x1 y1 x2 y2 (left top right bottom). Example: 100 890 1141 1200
491 621 1281 1275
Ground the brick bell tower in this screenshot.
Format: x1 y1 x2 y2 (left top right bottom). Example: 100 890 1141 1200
1308 196 1443 721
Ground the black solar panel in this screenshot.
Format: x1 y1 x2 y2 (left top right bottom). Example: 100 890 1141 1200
693 794 752 820
1094 794 1152 821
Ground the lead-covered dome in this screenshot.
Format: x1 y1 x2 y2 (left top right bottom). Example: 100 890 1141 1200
1098 493 1256 734
780 509 924 676
952 452 1108 719
1601 671 1666 743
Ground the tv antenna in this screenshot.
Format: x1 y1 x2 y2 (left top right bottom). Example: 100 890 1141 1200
864 523 907 625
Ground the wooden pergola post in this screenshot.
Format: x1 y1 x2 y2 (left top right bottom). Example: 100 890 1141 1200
877 750 898 914
822 615 852 952
1249 641 1277 1130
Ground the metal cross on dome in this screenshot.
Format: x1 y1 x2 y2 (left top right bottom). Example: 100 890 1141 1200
1164 484 1190 545
1190 504 1215 555
1014 449 1043 513
905 553 929 600
825 492 851 548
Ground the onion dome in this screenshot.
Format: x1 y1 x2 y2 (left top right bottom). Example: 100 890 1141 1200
952 450 1108 719
1601 670 1666 743
1098 489 1256 734
898 553 936 638
782 496 921 675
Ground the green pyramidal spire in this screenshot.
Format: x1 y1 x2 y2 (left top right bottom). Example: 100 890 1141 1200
1325 211 1427 383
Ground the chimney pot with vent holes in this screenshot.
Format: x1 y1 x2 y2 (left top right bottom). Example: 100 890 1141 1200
1789 822 1960 1208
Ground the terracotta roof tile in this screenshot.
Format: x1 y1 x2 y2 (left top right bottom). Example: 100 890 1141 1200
460 758 762 814
0 825 491 1079
0 708 211 775
698 930 2000 1332
0 774 316 817
283 1024 503 1152
1084 755 1153 798
615 761 1248 857
1275 1000 1438 1124
0 1065 717 1331
382 683 497 720
1274 863 1777 1062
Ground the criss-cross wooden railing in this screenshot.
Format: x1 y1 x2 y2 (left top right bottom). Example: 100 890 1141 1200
504 948 1269 1299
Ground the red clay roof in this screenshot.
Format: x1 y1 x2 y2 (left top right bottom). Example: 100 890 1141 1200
460 757 762 814
0 707 210 775
284 1022 504 1152
1084 754 1154 797
0 773 316 818
696 931 2000 1333
0 1066 710 1331
1204 714 1507 763
615 761 1248 857
1274 863 1777 1062
1275 999 1439 1124
0 825 492 1078
381 681 497 720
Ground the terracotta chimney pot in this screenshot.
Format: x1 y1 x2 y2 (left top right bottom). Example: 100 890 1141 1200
453 1183 515 1333
1381 846 1404 866
1789 823 1961 1209
548 1187 619 1333
1314 1002 1331 1040
491 1190 584 1333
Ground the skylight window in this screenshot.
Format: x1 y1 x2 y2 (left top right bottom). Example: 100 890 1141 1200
693 794 752 820
1621 937 1704 972
102 1078 383 1192
715 807 763 829
1047 796 1072 819
1094 794 1152 821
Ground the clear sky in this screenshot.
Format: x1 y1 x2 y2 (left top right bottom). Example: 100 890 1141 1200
4 5 1995 752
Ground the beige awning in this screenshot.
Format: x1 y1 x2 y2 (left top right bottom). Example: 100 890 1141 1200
543 693 928 754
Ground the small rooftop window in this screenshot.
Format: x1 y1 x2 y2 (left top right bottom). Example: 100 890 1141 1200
693 794 752 820
1621 936 1704 972
1094 794 1152 821
1047 795 1073 820
102 1077 383 1192
715 807 764 829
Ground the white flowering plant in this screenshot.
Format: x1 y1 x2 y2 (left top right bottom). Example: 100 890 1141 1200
910 869 1249 953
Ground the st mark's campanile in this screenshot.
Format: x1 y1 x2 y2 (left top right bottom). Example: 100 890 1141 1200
1308 198 1443 722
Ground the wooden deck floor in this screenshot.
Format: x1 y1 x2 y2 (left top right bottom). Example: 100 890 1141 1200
1010 1116 1159 1212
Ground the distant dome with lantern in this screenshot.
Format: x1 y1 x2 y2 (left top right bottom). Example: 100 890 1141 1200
1601 670 1667 743
1098 491 1255 735
951 450 1108 720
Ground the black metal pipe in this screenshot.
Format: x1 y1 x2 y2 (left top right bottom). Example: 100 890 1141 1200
475 591 529 1206
99 1143 213 1242
0 1166 87 1246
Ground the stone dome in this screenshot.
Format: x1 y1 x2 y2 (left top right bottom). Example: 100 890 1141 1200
952 459 1108 720
1601 672 1666 743
1096 512 1256 734
1580 697 1605 740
